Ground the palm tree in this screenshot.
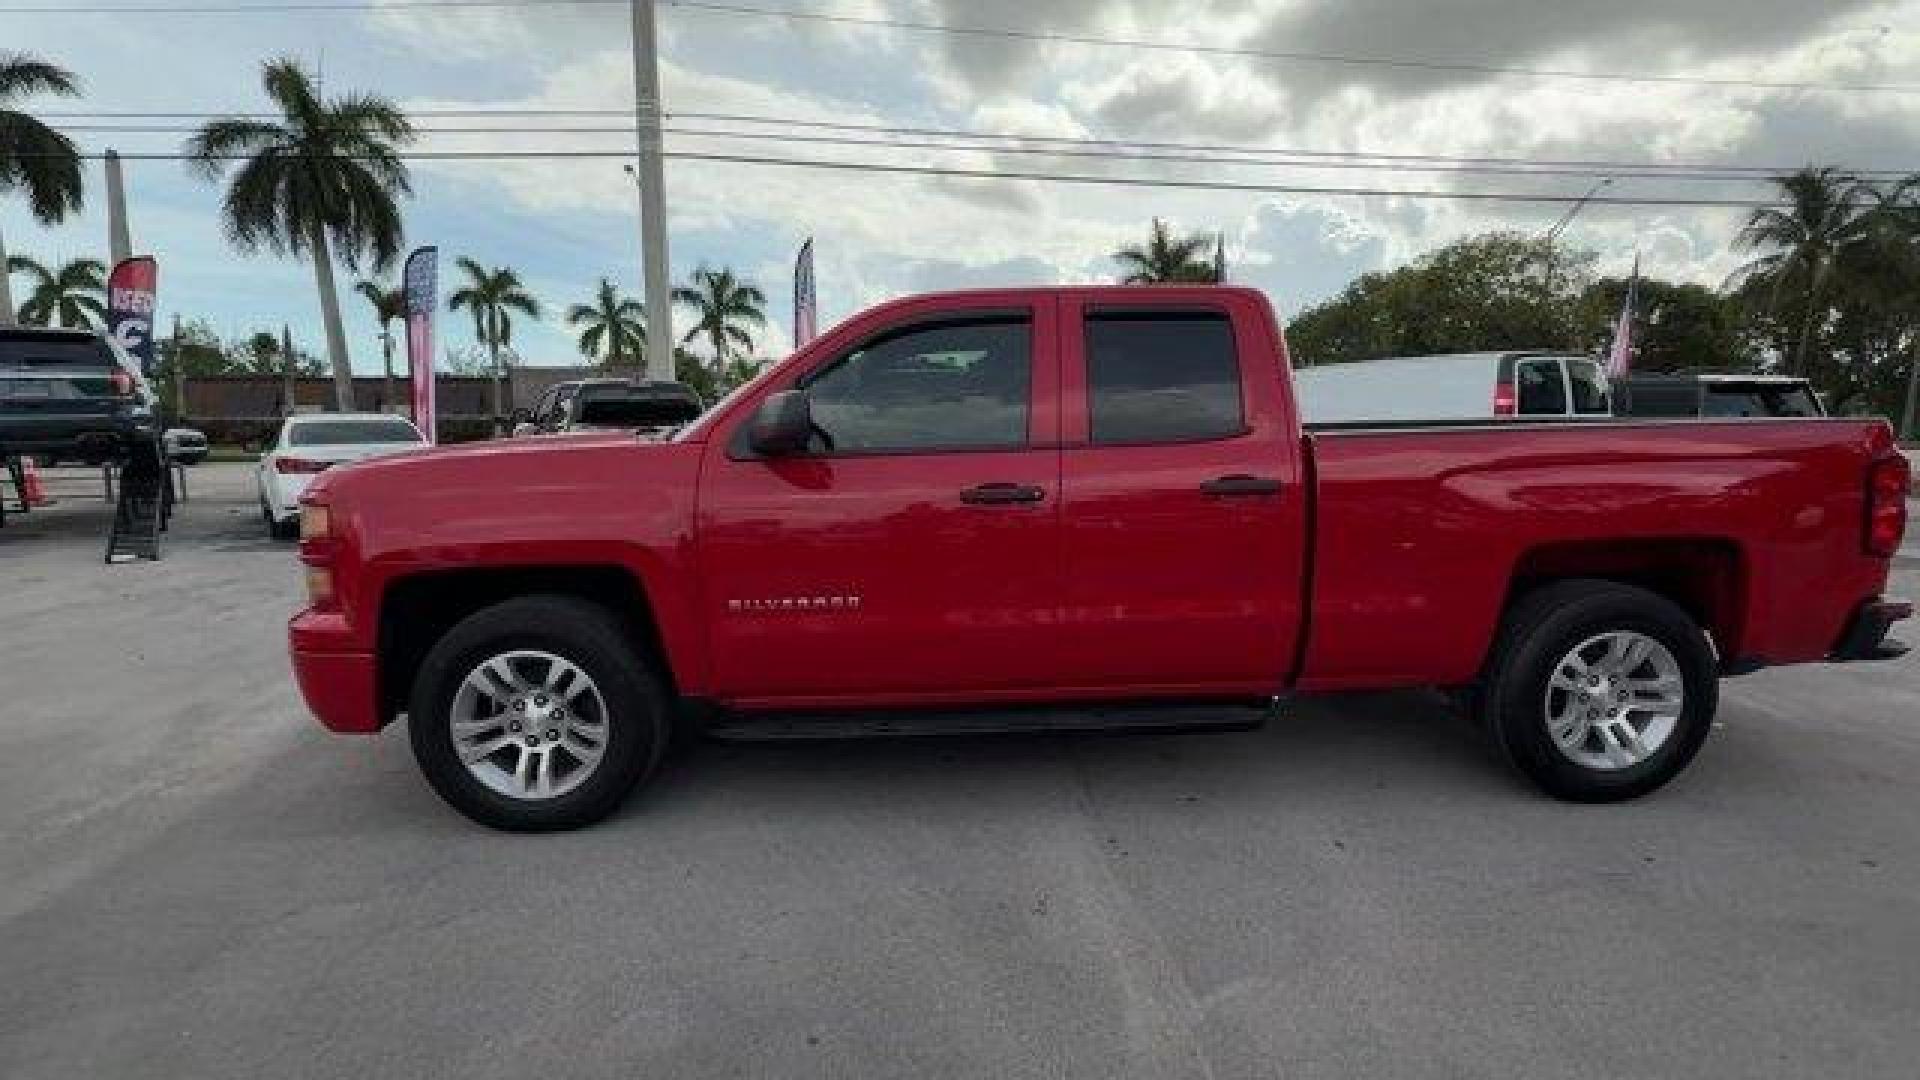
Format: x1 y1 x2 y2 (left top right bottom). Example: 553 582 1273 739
448 256 540 429
1732 168 1875 376
6 255 105 328
1112 218 1223 284
0 52 84 326
186 57 414 411
355 278 406 412
672 266 766 375
567 277 646 367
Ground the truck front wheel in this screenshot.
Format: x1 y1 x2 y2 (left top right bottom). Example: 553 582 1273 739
1483 580 1717 802
408 595 667 831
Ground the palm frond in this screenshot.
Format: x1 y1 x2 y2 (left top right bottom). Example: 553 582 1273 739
0 53 81 102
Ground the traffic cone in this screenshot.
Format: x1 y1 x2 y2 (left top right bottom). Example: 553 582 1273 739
20 457 52 507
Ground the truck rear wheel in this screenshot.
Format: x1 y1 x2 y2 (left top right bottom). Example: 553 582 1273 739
1482 580 1717 802
408 595 667 831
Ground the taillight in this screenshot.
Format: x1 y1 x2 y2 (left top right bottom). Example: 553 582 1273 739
1493 381 1517 416
110 368 134 396
1865 455 1909 557
275 456 331 475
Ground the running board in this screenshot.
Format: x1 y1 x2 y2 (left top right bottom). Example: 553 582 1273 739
705 701 1274 742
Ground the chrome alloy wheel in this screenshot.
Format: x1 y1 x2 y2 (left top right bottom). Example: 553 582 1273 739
449 650 610 800
1543 631 1685 771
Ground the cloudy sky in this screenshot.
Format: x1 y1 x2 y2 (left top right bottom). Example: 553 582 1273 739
6 0 1918 372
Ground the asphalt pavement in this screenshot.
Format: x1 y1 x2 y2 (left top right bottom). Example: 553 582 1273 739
2 463 1917 1079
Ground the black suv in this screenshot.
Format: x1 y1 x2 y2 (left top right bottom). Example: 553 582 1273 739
1612 372 1824 419
512 378 704 439
0 326 157 463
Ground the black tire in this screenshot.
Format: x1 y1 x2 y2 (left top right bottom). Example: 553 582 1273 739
1481 579 1717 803
407 594 667 831
268 512 298 541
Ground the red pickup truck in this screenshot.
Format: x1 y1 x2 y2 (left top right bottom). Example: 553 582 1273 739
289 286 1910 830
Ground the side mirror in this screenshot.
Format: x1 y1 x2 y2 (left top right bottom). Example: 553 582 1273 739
749 390 814 457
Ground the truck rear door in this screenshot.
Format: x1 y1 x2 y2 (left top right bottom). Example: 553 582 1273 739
1050 291 1308 694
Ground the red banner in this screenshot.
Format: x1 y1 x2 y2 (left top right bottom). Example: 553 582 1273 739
107 257 159 377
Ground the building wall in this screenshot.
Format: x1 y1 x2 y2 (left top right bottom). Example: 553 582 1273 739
182 376 497 446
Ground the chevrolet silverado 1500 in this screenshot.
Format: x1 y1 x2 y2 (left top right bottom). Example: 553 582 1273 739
289 287 1911 830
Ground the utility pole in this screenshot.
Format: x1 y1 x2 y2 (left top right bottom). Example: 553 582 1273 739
169 313 185 422
631 0 673 382
282 324 297 416
105 149 133 266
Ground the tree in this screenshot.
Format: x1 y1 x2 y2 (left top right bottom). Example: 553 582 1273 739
355 278 407 412
567 277 646 367
1880 176 1920 439
5 255 104 328
672 266 766 376
1112 218 1223 284
448 256 540 428
186 57 414 411
1731 168 1875 377
230 329 322 377
1286 232 1591 366
1577 277 1750 373
0 52 84 326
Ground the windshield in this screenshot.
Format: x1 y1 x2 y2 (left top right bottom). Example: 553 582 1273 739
288 417 423 446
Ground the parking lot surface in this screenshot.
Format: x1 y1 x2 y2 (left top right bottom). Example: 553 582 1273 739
3 463 1918 1079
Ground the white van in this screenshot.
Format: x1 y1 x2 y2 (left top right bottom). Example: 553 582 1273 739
1293 351 1613 426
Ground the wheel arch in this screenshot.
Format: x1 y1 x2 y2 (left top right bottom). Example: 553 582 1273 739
375 564 678 726
1501 536 1748 664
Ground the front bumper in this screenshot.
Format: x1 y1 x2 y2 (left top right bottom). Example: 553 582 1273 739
1831 597 1912 662
290 610 382 732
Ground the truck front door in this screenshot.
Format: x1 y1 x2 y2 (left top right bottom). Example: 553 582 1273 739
698 297 1063 706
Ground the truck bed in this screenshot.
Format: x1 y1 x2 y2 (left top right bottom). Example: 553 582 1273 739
1298 417 1895 691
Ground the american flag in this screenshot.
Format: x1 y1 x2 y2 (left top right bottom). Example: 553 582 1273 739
404 246 439 442
1605 254 1639 378
793 237 817 348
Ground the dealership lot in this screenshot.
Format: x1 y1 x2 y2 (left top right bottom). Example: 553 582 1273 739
2 463 1918 1079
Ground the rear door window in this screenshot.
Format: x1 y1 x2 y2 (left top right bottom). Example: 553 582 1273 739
1702 385 1822 417
0 336 114 371
289 418 424 446
1516 358 1568 415
1565 359 1611 415
1085 311 1244 444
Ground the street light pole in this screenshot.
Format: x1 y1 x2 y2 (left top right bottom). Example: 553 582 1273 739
630 0 673 382
1540 176 1613 343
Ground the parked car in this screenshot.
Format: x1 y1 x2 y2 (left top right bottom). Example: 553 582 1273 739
1294 350 1612 425
0 326 157 463
163 426 209 465
289 287 1909 830
513 378 704 440
257 413 424 539
1612 372 1824 419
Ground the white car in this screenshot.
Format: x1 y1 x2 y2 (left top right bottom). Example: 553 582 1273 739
257 412 425 538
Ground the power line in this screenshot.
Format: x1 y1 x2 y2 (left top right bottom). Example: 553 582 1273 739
35 144 1827 207
43 123 1889 183
8 0 1918 95
39 110 1918 178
